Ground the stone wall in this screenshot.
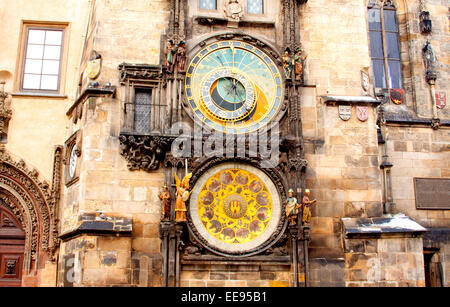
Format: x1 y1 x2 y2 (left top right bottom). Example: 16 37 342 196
387 126 449 228
60 0 172 287
344 236 425 287
301 86 383 259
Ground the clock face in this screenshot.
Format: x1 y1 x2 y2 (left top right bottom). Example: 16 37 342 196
189 163 283 256
69 145 77 178
185 41 283 134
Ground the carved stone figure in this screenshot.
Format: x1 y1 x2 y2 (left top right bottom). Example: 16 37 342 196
282 50 293 80
285 189 300 226
159 185 172 221
176 41 187 72
166 40 176 73
294 48 307 82
224 0 244 22
174 172 192 222
422 41 438 83
0 81 12 140
302 189 317 224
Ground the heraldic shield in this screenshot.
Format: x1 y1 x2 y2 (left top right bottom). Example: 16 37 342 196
339 105 352 121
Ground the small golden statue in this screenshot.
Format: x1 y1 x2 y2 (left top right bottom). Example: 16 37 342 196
174 172 192 222
282 50 293 80
302 189 316 224
159 185 171 221
294 47 307 82
285 189 301 226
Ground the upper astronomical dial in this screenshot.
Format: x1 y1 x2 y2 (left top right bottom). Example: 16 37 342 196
185 40 283 134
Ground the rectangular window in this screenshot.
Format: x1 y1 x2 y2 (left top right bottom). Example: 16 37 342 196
199 0 217 10
368 6 402 89
134 89 152 133
21 26 65 92
247 0 264 14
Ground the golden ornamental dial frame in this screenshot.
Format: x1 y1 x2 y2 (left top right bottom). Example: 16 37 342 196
184 37 285 134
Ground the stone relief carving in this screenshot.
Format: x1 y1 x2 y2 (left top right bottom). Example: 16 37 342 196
0 81 12 142
423 41 438 84
224 0 244 22
119 135 174 172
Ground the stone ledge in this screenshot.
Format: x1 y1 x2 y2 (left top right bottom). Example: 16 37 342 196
342 214 427 239
59 213 132 241
321 95 380 106
66 85 116 116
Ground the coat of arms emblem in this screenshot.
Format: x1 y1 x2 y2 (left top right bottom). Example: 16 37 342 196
85 58 102 80
390 89 404 105
361 70 370 93
339 105 351 121
356 106 369 122
436 92 446 109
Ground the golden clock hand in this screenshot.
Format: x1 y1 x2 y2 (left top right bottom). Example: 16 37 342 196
231 45 235 68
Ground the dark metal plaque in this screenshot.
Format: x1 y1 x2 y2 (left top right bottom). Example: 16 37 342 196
414 178 450 210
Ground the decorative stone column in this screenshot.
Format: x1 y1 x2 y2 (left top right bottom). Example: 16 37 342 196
0 81 12 143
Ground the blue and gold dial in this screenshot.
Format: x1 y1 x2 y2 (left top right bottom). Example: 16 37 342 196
185 41 283 134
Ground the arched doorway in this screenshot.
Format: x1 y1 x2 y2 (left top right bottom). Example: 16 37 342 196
0 206 25 287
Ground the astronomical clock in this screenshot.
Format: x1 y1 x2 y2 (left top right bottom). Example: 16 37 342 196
185 40 283 134
182 39 288 257
118 1 307 287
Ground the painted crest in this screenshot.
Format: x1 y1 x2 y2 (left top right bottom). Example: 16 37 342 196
339 105 352 121
85 58 102 80
361 70 370 93
356 106 369 122
436 92 446 109
390 88 404 105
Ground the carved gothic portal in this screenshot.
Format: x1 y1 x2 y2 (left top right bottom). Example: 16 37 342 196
0 206 25 287
0 149 58 285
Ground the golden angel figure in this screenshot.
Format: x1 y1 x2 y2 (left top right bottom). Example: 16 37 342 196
174 172 192 222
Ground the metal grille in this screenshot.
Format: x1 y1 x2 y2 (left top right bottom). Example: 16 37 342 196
134 90 152 133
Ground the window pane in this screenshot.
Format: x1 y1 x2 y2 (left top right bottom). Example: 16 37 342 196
41 75 59 90
369 31 384 58
383 9 398 32
134 91 152 133
24 59 43 74
26 44 44 59
42 60 60 75
28 30 45 44
23 74 41 89
248 0 263 14
45 30 63 45
386 32 400 60
43 45 61 60
388 60 402 89
372 59 386 88
368 8 381 31
199 0 216 10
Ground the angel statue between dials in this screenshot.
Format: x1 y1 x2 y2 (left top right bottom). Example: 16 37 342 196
174 172 192 222
285 189 301 226
302 189 317 224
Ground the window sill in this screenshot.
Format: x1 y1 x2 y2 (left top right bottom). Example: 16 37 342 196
11 92 68 99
